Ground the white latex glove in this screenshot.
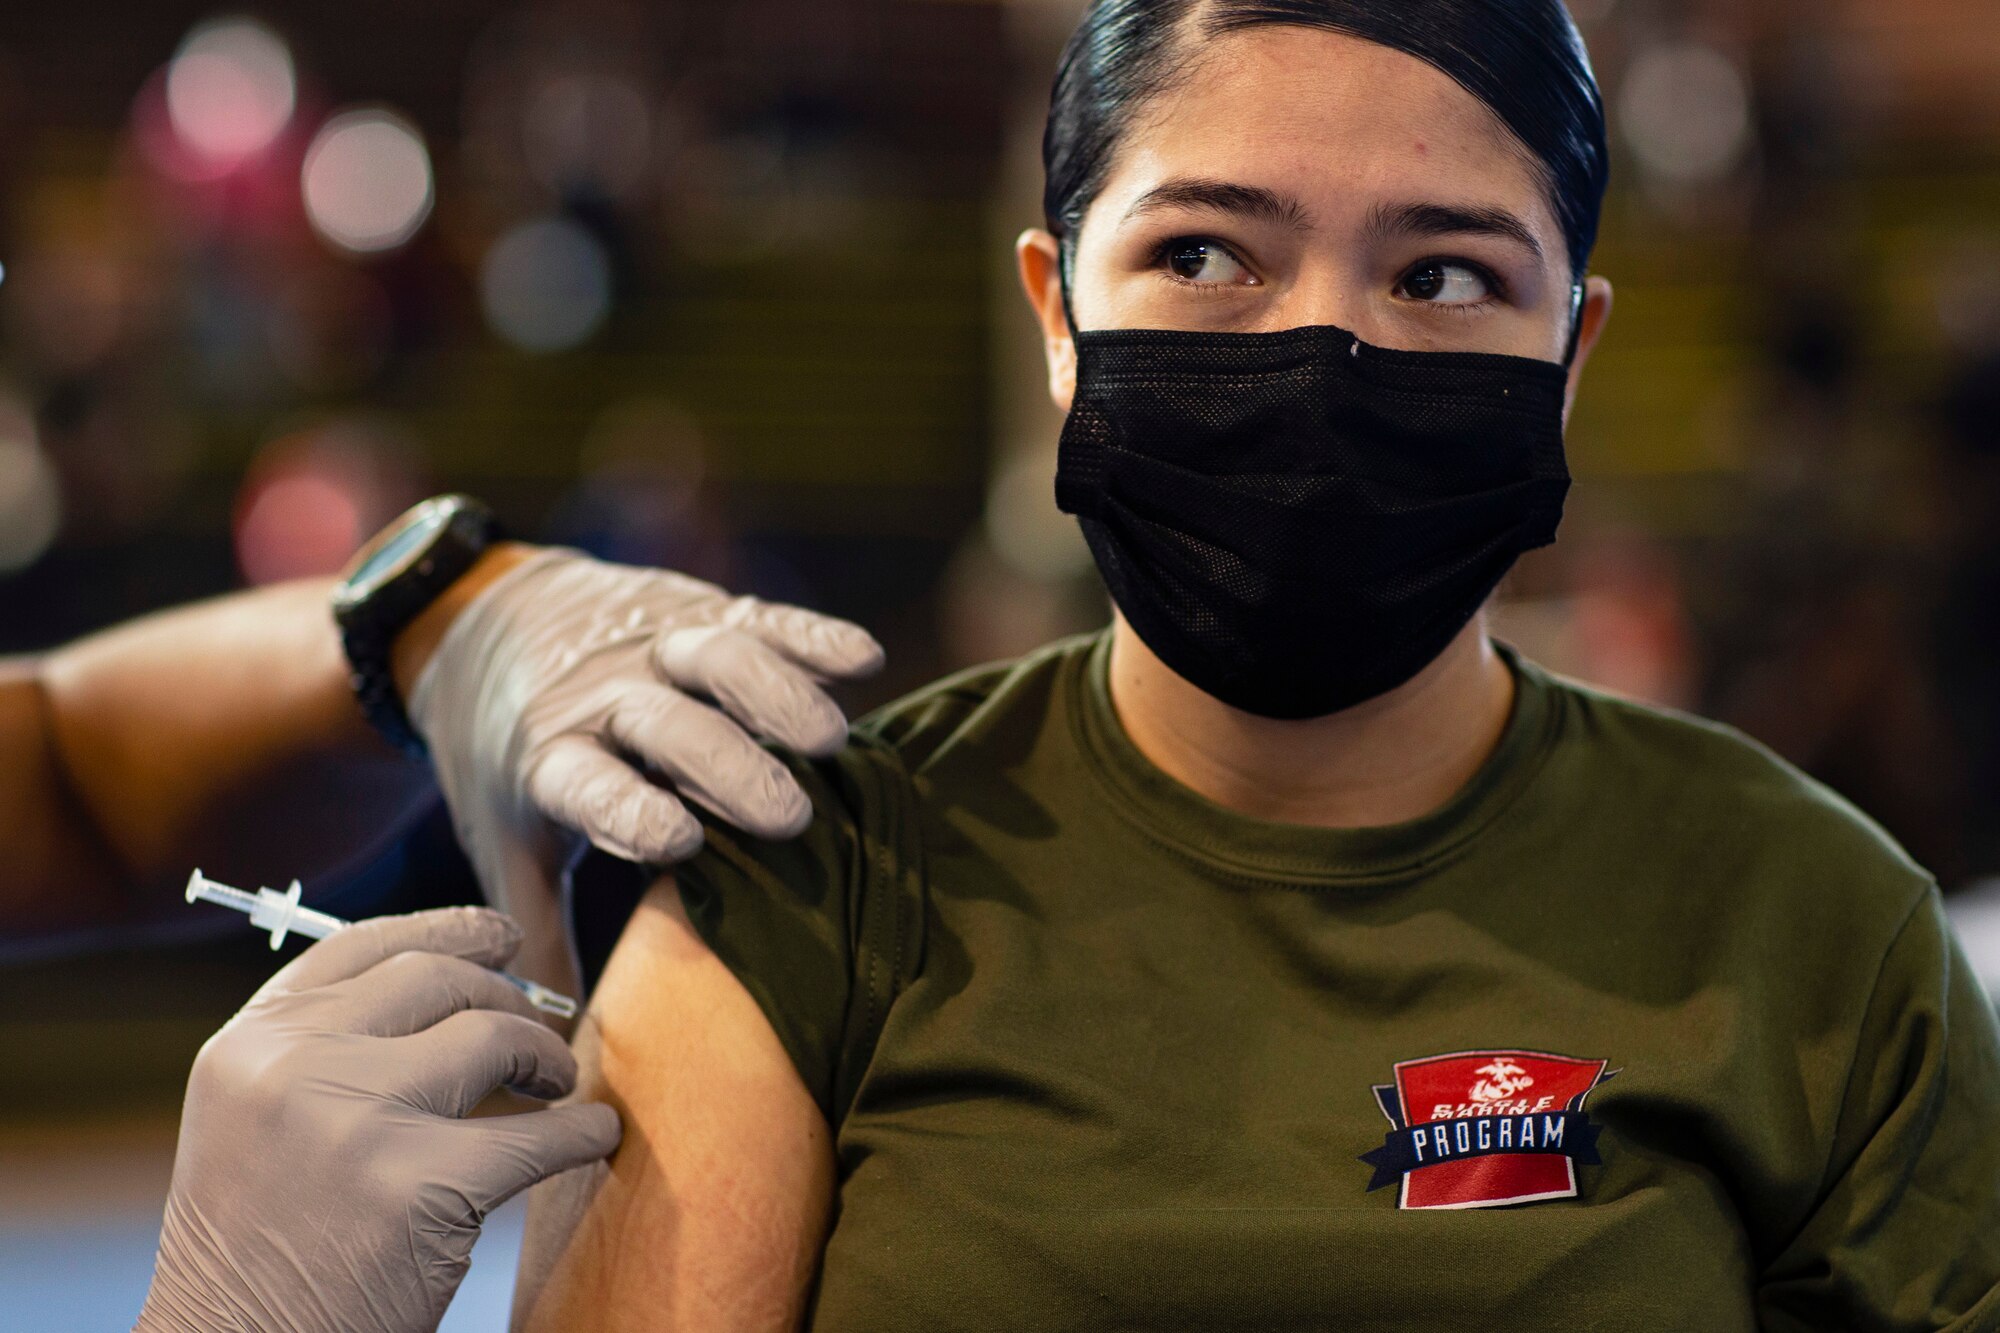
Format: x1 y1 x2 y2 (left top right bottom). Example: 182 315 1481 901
407 547 884 986
135 907 620 1333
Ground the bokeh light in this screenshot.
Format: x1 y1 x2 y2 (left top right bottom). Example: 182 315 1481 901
6 245 129 376
1619 43 1755 187
301 108 435 255
1935 242 2000 354
164 17 296 166
234 468 362 584
479 217 612 352
544 398 719 568
232 416 425 584
523 72 654 199
265 266 395 393
984 450 1092 582
0 401 62 574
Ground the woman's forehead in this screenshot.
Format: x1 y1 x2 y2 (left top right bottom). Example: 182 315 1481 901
1096 24 1559 246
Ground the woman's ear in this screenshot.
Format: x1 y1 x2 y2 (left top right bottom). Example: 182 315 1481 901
1563 275 1614 423
1016 228 1077 413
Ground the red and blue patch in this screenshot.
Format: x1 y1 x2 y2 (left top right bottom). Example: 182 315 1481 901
1360 1049 1615 1210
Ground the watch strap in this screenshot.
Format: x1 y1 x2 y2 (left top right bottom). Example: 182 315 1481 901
334 496 502 758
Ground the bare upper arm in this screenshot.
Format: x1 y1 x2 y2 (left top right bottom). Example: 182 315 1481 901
511 875 836 1333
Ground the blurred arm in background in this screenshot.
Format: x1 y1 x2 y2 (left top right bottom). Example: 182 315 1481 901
0 547 531 935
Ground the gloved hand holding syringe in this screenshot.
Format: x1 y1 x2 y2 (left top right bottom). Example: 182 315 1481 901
184 869 579 1018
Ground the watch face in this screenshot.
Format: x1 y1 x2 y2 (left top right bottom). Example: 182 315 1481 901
346 501 450 596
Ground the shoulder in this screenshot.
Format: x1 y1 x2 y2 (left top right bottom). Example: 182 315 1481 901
845 629 1104 776
1520 653 1934 929
672 631 1107 889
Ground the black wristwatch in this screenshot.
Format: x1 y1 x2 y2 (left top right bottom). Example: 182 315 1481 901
332 494 504 758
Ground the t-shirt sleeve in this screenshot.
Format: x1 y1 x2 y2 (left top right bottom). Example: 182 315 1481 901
1757 885 2000 1332
663 731 926 1127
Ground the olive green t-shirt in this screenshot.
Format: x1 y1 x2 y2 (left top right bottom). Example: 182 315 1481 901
654 627 2000 1331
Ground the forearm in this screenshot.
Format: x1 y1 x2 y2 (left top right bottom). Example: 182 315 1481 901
0 540 552 933
6 578 423 929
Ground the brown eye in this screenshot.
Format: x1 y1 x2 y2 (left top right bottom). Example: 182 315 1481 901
1404 262 1447 300
1164 239 1252 285
1398 260 1494 305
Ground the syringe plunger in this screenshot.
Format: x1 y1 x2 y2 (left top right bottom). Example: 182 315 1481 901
186 870 345 950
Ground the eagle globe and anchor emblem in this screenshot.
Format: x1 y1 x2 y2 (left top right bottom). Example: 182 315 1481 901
1468 1058 1535 1104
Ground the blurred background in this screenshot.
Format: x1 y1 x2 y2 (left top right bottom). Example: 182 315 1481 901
1 0 1998 1323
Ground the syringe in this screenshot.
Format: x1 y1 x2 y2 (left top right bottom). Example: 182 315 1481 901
185 869 578 1019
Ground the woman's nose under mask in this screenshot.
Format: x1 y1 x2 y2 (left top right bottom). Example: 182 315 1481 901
1054 322 1571 719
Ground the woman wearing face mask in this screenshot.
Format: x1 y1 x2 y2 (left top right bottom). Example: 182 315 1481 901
511 3 2000 1330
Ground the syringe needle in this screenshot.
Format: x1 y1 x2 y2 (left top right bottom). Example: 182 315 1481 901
502 974 580 1020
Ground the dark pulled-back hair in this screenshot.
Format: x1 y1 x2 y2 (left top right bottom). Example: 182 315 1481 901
1043 0 1609 289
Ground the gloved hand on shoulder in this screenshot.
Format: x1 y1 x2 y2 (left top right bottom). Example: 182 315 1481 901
408 546 885 990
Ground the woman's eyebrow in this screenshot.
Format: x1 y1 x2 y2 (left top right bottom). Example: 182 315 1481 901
1118 182 1545 263
1365 201 1544 261
1121 176 1314 231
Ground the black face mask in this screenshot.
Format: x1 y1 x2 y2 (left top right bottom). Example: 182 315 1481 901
1053 322 1573 719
